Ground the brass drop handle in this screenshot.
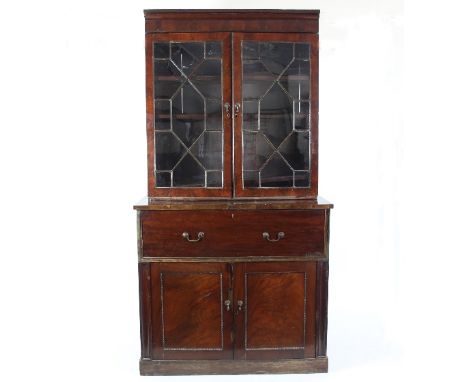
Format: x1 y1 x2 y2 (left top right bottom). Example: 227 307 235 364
182 232 205 242
224 102 231 118
237 300 243 312
224 300 231 311
234 102 241 117
262 232 285 242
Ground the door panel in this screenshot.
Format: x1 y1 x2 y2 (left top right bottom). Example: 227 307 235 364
234 262 316 360
233 33 318 198
150 262 233 360
146 32 232 197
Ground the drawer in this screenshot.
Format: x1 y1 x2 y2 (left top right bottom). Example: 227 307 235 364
140 211 234 258
231 210 326 257
140 210 327 258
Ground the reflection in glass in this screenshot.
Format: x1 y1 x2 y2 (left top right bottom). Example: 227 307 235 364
153 41 223 188
241 41 311 189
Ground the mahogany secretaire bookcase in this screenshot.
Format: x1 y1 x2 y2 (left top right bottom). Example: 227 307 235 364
134 9 333 375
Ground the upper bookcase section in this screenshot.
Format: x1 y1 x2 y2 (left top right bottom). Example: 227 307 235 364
144 9 319 34
144 10 319 199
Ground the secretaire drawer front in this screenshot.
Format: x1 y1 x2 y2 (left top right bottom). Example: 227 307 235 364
140 211 233 258
232 210 326 257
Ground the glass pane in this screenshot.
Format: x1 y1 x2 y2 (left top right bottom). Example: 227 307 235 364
242 100 258 131
243 131 274 171
294 101 309 130
190 131 223 170
243 171 259 188
192 60 221 98
241 40 311 189
260 83 293 148
206 171 222 187
173 155 205 187
154 43 170 59
259 42 293 75
153 60 182 99
278 131 310 170
155 132 185 171
242 42 259 59
279 60 310 100
295 43 310 60
260 153 293 188
294 170 310 188
153 41 224 188
171 83 205 147
155 171 171 187
206 42 222 58
206 100 222 131
154 100 171 130
242 61 275 100
171 42 204 75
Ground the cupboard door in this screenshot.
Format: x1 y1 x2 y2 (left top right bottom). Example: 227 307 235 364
233 33 318 198
149 262 233 360
234 262 316 360
146 33 232 197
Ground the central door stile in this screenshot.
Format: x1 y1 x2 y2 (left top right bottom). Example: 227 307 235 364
230 32 236 197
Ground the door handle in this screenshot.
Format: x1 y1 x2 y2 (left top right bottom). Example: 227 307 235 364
182 232 205 242
262 232 285 242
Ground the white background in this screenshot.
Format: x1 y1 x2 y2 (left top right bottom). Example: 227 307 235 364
0 1 467 381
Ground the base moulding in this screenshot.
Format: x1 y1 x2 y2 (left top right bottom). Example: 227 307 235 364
140 357 328 375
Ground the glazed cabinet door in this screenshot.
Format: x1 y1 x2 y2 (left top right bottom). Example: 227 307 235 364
146 33 232 197
233 262 317 360
233 33 318 198
141 262 233 360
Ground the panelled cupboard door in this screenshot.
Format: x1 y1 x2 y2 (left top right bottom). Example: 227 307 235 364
146 33 232 197
149 263 233 360
233 33 318 198
233 262 317 360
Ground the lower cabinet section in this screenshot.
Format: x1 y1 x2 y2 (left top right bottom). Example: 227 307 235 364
139 260 328 373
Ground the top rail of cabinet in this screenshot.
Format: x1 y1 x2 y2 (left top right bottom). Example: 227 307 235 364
144 9 319 34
